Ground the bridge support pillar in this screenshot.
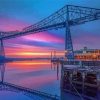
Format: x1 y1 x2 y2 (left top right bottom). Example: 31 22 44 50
0 39 5 83
65 22 74 60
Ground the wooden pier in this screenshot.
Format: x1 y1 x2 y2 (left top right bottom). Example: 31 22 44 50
60 60 100 100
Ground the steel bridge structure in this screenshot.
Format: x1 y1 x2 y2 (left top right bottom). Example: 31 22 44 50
0 5 100 99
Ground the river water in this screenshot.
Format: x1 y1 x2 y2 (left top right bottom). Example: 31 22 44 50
4 60 60 96
1 60 82 100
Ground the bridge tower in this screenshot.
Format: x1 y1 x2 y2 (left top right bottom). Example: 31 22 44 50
0 38 5 83
65 25 74 60
65 8 74 60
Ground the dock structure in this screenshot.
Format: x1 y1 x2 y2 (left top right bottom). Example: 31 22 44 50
51 57 100 65
60 61 100 100
0 82 59 100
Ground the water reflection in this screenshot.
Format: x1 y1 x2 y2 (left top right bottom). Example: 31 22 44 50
5 60 60 95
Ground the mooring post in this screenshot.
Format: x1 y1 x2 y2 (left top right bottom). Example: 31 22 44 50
51 51 53 69
57 61 59 80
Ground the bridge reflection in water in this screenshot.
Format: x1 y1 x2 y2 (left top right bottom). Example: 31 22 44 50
0 60 60 100
0 81 59 100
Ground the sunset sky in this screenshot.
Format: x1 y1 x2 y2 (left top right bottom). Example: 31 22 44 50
0 0 100 58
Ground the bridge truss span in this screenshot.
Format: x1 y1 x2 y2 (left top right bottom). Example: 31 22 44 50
0 5 99 59
0 5 99 40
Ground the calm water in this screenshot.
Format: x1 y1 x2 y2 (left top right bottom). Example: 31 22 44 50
3 60 82 100
4 60 60 96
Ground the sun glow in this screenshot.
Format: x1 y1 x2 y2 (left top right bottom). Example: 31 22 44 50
6 51 64 58
10 61 50 65
19 52 50 56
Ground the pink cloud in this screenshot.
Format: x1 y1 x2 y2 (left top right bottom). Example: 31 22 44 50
23 32 64 43
0 15 64 44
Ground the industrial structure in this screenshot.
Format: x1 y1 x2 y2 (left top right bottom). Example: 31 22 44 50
0 4 100 100
74 47 100 61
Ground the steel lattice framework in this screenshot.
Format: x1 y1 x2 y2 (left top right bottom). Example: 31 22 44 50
0 5 100 90
0 5 100 39
0 5 100 59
